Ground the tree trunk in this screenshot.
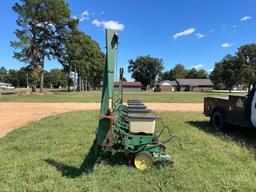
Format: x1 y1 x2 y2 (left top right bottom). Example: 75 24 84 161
40 70 44 93
77 73 81 92
67 65 71 92
39 54 45 93
85 77 88 91
73 67 76 92
81 77 84 91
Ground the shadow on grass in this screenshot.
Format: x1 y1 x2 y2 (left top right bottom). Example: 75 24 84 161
45 144 128 178
187 120 256 149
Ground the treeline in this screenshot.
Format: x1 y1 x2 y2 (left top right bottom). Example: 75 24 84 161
127 55 209 90
160 64 208 81
0 66 70 89
11 0 104 93
210 44 256 92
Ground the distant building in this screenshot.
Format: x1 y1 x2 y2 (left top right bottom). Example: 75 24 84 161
176 79 213 92
158 80 178 92
100 81 142 92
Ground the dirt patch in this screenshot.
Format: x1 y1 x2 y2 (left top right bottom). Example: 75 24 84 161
0 102 203 137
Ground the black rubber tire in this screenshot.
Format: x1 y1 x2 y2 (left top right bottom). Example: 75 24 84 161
211 110 225 131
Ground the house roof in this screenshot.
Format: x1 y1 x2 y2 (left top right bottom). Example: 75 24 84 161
100 81 142 87
159 80 178 86
176 79 213 86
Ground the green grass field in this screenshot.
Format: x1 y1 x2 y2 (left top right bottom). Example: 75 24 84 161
0 89 246 103
1 111 256 191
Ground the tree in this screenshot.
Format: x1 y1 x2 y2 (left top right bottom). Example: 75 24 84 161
237 44 256 91
57 25 104 91
221 55 239 92
186 68 208 79
5 69 19 87
128 55 164 89
159 71 171 81
170 64 187 79
210 62 225 90
17 67 30 87
48 69 67 88
0 67 7 82
11 0 71 93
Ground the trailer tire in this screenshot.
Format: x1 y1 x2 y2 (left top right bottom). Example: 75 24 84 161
211 110 225 131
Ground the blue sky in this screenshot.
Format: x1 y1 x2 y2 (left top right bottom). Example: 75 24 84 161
1 0 256 80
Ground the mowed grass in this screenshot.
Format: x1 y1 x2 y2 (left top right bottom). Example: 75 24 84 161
1 111 256 191
0 89 246 103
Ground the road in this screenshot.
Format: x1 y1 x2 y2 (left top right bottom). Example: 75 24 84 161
0 102 203 137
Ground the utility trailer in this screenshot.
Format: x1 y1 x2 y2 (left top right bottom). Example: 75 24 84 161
204 85 256 130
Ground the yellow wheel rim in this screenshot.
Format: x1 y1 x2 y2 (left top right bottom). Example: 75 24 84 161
134 152 153 170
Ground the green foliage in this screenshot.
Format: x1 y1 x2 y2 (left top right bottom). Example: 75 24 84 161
186 68 208 79
128 55 164 89
210 55 240 91
0 111 256 191
58 27 104 91
211 44 256 90
237 43 256 90
160 64 208 81
0 66 7 82
11 0 71 92
48 69 67 88
221 55 240 92
170 64 187 79
210 62 224 89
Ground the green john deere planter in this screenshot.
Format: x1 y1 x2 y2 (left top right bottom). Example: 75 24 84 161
93 29 171 170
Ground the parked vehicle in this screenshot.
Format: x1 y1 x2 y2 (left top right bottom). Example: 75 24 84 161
204 82 256 131
0 83 15 90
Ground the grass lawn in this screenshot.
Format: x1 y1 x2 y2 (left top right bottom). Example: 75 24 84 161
1 111 256 191
0 89 246 103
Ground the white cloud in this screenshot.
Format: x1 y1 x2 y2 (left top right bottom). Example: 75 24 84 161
231 25 237 29
209 29 215 33
92 19 124 31
173 28 195 39
195 33 205 39
79 16 89 22
240 16 252 21
71 16 77 20
190 64 204 70
81 10 89 16
99 11 105 15
92 19 101 27
221 42 234 48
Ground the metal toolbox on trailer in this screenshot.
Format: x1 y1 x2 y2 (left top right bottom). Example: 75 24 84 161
128 114 157 134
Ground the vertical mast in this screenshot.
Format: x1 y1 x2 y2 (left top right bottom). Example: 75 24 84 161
96 29 118 146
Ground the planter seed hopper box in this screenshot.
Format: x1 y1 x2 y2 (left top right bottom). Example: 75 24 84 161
128 105 147 109
128 100 141 103
128 108 151 114
128 103 145 107
128 100 143 104
128 102 143 105
128 114 157 134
